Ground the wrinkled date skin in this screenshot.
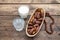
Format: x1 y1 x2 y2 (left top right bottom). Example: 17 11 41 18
27 9 44 35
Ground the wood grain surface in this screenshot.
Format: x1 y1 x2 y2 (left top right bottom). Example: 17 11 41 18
0 0 60 40
0 4 60 16
0 0 59 3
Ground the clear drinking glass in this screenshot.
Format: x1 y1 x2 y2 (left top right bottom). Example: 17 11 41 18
13 18 25 31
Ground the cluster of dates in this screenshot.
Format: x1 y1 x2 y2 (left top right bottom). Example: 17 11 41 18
27 9 44 35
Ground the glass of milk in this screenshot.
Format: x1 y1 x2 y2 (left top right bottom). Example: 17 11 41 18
18 5 29 18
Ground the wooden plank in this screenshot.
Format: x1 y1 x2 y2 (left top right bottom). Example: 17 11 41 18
0 31 60 40
0 20 13 27
33 0 59 3
0 16 60 31
0 0 59 3
0 15 19 20
0 0 31 3
0 4 60 16
0 16 20 27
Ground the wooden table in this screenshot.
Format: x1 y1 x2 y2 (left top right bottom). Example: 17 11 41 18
0 0 60 40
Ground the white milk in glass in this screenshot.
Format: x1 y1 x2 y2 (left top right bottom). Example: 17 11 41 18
18 5 29 18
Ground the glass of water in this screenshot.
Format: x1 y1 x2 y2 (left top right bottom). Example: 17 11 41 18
13 18 25 31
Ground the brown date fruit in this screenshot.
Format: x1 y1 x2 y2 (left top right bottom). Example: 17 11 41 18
34 24 39 27
33 18 36 23
30 16 34 22
36 20 41 24
36 15 40 19
40 13 44 18
27 29 31 32
32 27 36 34
34 12 37 18
28 23 33 26
28 26 33 29
29 28 35 35
32 31 36 34
38 18 43 21
36 26 39 31
34 12 40 19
